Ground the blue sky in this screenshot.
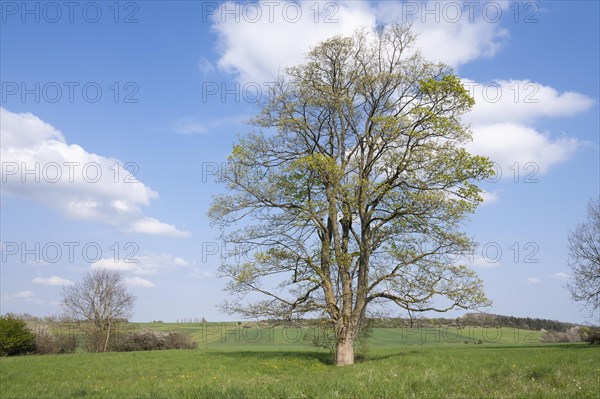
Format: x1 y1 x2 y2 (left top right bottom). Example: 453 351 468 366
1 1 598 324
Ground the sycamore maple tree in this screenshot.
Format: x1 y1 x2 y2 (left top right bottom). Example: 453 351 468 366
209 24 494 366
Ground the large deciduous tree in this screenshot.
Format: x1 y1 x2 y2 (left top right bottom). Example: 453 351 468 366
209 25 494 366
62 269 135 352
567 198 600 318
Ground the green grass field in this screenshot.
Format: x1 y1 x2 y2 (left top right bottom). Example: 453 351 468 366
1 323 599 398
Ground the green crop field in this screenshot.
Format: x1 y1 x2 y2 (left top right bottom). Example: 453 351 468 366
1 323 599 398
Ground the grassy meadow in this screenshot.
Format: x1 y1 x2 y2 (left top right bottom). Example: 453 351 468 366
1 323 599 398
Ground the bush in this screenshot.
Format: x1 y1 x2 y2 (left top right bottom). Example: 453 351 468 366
540 327 581 343
114 330 197 352
304 328 335 354
303 319 336 357
0 314 36 356
34 326 76 354
579 326 600 344
165 331 197 349
540 331 563 343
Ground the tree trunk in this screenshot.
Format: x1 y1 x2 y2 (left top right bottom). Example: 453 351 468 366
103 320 111 352
335 337 355 366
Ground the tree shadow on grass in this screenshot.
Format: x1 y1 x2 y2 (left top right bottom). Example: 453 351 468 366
355 349 419 363
206 348 416 366
202 344 576 366
205 349 335 365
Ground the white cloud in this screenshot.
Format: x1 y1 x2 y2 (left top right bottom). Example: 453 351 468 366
548 272 570 281
467 255 501 269
462 80 592 179
0 108 188 237
210 1 510 84
212 1 376 83
527 277 541 284
480 190 500 205
191 269 216 279
32 276 74 286
91 258 140 273
198 57 216 75
91 252 193 275
174 257 190 266
171 118 208 135
90 252 213 281
1 290 48 305
125 277 155 288
463 79 594 125
128 217 190 238
467 123 580 175
375 1 510 68
169 114 250 136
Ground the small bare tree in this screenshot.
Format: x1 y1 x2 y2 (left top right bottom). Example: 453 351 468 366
567 198 600 317
62 269 135 352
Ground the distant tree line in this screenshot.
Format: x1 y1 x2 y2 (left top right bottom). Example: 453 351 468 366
175 318 208 323
264 313 585 332
367 313 581 332
7 312 585 333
